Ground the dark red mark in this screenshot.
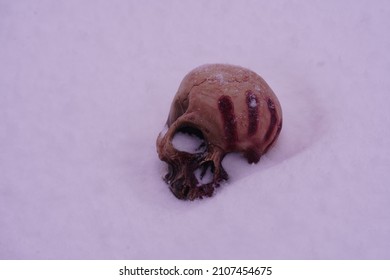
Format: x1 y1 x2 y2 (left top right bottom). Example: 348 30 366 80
244 148 261 164
264 119 282 153
218 95 237 148
246 90 259 136
264 98 277 142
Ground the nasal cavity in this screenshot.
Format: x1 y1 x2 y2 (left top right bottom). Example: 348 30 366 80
172 126 206 153
194 161 214 186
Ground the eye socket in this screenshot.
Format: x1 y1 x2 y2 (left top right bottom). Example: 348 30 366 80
172 126 206 153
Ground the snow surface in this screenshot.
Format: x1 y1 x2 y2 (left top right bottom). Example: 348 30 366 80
1 0 390 259
172 132 206 154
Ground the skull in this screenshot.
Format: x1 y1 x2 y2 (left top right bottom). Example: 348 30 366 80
157 64 282 200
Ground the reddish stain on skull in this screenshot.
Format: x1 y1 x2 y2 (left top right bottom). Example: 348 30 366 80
246 90 259 137
218 95 238 148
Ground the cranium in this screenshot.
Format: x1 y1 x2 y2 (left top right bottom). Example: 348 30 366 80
156 64 282 200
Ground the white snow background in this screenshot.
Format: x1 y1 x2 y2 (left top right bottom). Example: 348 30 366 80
1 0 389 259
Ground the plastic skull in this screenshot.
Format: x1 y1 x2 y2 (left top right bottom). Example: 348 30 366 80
156 64 282 200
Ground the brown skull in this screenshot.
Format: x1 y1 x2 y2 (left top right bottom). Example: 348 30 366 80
156 64 282 200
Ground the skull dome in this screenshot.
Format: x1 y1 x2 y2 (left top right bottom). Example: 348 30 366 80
156 64 282 200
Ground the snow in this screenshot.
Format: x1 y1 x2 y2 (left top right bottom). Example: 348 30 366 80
249 98 257 108
214 73 225 84
172 132 205 153
1 0 390 259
